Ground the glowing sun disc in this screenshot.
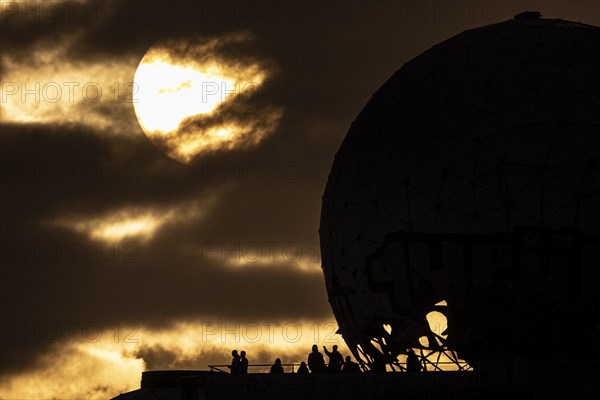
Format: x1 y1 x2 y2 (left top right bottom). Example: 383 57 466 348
132 32 283 163
133 61 235 133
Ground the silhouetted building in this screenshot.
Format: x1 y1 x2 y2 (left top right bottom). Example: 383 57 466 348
319 10 600 373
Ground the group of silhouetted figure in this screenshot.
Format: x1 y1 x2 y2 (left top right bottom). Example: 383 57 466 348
228 345 424 374
228 350 249 374
228 344 378 374
305 344 361 373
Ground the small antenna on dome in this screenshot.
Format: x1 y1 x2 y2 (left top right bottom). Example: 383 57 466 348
514 11 542 20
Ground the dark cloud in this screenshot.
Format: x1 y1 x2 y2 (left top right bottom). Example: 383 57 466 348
0 122 331 374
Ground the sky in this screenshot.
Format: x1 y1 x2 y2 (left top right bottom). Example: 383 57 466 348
1 0 599 398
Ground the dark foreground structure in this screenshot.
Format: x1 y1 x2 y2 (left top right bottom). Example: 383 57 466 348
112 366 599 400
319 10 600 371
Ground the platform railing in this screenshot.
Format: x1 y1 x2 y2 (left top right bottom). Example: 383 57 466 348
208 361 473 373
209 363 303 373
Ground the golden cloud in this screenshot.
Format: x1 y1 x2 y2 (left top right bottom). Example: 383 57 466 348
0 318 348 399
0 32 140 135
49 198 214 243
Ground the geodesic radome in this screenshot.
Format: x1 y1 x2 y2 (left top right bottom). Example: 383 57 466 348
319 12 600 370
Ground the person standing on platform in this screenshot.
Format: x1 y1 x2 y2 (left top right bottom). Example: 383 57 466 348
406 349 423 372
228 350 241 374
239 350 248 374
270 358 284 374
342 356 360 373
308 344 326 373
323 345 344 372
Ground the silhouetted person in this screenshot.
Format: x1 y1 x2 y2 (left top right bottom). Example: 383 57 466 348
228 350 241 374
297 361 309 374
270 358 284 374
240 350 248 374
323 345 344 372
308 344 326 373
342 355 360 373
406 349 423 372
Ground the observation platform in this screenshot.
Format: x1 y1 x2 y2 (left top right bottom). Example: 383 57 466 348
110 362 600 400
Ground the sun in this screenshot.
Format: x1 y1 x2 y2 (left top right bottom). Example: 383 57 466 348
133 32 283 163
133 61 235 133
